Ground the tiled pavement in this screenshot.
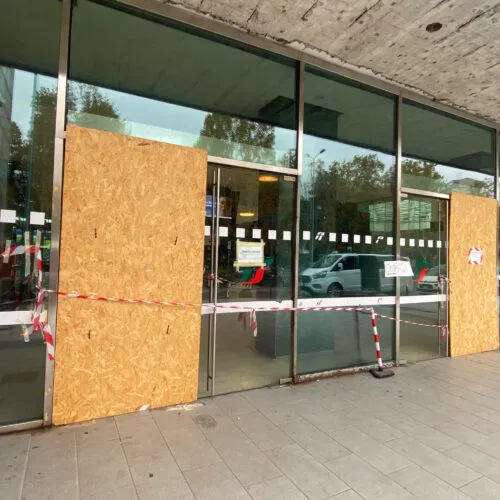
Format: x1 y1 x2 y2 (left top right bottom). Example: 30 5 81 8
4 352 500 499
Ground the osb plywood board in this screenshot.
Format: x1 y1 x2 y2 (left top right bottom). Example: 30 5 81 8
449 192 499 357
53 126 207 425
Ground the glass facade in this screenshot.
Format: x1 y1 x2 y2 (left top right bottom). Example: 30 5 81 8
0 0 61 425
67 0 296 168
402 101 495 196
297 67 396 374
1 0 499 426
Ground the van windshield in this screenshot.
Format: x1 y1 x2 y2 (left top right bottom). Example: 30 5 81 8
312 254 338 269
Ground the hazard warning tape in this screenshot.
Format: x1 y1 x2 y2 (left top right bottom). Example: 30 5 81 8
26 287 449 362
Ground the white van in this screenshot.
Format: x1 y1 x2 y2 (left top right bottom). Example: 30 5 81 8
299 253 410 297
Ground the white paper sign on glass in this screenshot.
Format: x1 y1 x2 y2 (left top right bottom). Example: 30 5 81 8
384 260 414 278
235 240 265 269
236 227 245 238
353 234 360 243
365 235 372 244
0 209 16 224
341 233 349 243
30 211 45 226
409 239 415 247
400 238 406 247
387 237 394 245
252 228 261 239
303 231 311 241
219 226 228 237
329 232 336 242
283 230 291 241
268 230 277 240
204 225 211 236
419 239 425 247
428 240 434 248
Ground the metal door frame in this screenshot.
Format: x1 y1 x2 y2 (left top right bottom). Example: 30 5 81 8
399 188 450 360
201 163 296 396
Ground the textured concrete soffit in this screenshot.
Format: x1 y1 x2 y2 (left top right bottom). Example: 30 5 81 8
159 0 500 124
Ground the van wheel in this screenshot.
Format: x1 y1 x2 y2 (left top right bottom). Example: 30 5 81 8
327 283 343 297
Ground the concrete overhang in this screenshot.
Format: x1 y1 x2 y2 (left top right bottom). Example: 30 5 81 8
150 0 500 126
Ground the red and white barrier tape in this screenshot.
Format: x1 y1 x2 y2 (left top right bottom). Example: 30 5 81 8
24 249 55 361
25 286 449 362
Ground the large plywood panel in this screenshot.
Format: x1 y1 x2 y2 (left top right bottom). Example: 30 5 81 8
53 126 207 425
449 192 498 357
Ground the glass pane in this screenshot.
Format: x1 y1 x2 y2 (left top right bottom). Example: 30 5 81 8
68 0 296 167
298 306 395 374
0 325 46 425
297 66 396 374
0 0 60 425
402 100 494 196
400 197 448 296
214 311 291 394
213 167 293 393
400 303 447 363
400 196 448 362
216 168 294 302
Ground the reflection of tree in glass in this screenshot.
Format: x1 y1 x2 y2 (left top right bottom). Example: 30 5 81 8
196 113 276 164
7 83 125 222
68 82 127 135
303 153 392 232
402 158 493 197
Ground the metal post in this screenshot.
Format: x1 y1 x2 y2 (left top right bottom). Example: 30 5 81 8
210 167 221 396
44 0 72 426
394 94 403 366
291 61 304 382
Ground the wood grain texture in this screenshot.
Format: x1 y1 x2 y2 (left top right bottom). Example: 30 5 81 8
53 126 207 425
449 192 499 357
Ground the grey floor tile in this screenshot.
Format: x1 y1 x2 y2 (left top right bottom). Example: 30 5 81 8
73 417 119 447
215 393 256 416
275 416 350 463
213 434 281 487
22 429 78 500
461 477 500 499
247 475 307 500
135 473 195 499
184 462 251 499
121 432 180 486
331 490 365 499
390 464 471 500
434 421 489 447
266 444 348 500
452 412 500 435
81 484 138 500
326 453 415 500
349 415 405 443
386 435 482 488
116 412 159 439
0 432 30 500
327 425 411 474
446 444 500 484
234 411 294 451
78 438 134 498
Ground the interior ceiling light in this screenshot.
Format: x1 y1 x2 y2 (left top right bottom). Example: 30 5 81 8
425 22 443 33
258 174 278 183
239 211 255 217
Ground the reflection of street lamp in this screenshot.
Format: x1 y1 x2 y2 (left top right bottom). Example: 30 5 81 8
310 149 325 265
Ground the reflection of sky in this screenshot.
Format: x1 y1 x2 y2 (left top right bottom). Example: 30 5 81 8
7 67 494 188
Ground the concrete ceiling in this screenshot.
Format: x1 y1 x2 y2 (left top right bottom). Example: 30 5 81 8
157 0 500 125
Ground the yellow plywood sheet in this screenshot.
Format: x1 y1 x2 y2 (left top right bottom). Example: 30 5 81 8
449 192 499 357
53 126 207 425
